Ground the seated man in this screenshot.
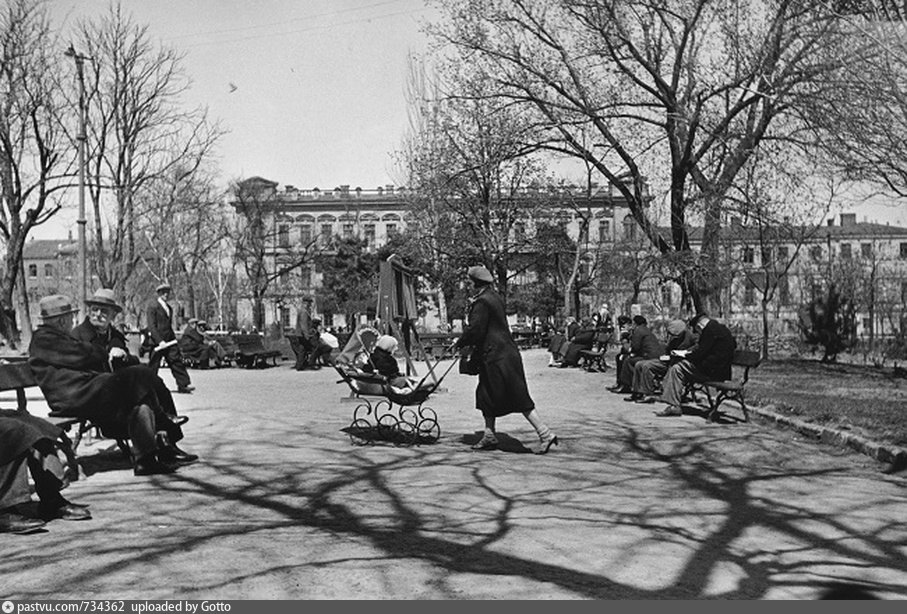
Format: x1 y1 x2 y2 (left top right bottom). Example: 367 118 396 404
654 313 736 417
625 319 697 403
307 319 335 369
1 411 91 534
609 315 664 394
179 318 222 369
71 288 194 438
28 294 198 476
559 318 597 368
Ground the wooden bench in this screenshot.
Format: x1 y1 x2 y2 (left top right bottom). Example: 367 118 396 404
687 349 762 422
578 349 609 372
0 360 130 481
231 334 282 368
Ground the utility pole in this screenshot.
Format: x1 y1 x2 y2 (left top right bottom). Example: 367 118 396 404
64 44 88 313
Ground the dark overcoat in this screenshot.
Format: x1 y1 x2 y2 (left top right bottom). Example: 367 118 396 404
146 299 176 345
456 285 534 417
687 319 737 380
28 324 182 441
71 318 140 367
630 325 665 359
0 411 61 467
178 326 209 361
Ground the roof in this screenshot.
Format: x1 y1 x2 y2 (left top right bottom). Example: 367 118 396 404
668 221 907 244
23 239 78 259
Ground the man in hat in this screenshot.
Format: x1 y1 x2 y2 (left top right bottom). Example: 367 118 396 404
455 265 559 454
178 318 222 369
146 283 193 393
654 313 736 417
28 294 197 476
624 319 697 403
0 411 92 534
72 289 194 445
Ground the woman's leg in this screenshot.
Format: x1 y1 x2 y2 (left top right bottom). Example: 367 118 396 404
472 413 498 449
523 409 558 454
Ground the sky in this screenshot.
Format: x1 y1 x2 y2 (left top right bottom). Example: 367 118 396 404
35 0 907 239
38 0 438 238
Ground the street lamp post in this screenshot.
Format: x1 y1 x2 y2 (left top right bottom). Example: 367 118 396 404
64 44 88 312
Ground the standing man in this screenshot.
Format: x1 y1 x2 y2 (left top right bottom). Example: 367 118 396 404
147 283 193 394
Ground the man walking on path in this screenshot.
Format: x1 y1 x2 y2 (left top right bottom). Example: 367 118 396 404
147 283 193 394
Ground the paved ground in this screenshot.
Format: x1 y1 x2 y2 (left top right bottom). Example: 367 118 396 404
2 349 906 600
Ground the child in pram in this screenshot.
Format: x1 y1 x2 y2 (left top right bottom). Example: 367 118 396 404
361 335 424 394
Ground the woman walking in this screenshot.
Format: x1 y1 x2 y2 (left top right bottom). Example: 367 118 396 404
455 265 558 454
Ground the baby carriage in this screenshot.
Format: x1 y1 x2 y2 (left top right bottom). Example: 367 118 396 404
334 325 460 446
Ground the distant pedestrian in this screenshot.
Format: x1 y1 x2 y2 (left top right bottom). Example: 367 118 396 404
454 265 558 454
146 283 193 394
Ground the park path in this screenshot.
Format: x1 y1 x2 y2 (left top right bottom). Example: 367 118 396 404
2 349 905 600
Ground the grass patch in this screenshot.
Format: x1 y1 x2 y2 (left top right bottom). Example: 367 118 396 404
747 357 907 448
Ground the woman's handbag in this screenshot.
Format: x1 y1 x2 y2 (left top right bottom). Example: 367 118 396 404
459 346 481 375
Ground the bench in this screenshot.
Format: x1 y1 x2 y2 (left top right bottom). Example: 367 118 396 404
0 360 130 481
687 349 762 422
231 334 282 368
578 349 609 372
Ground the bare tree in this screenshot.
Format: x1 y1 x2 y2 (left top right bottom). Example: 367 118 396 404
69 2 223 296
0 0 70 348
427 0 883 312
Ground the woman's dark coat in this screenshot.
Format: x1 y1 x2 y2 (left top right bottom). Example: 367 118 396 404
687 319 737 380
455 285 534 417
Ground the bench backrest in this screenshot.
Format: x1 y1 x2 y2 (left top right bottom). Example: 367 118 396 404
732 349 762 368
232 334 268 353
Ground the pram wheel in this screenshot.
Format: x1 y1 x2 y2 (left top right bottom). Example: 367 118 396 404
396 418 419 445
352 401 373 422
348 418 374 446
418 406 438 423
376 413 398 439
417 418 440 444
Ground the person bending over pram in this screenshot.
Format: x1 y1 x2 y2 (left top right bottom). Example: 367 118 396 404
362 335 425 394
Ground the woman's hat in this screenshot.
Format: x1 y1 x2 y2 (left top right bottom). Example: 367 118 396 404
376 335 398 351
467 265 493 283
39 295 79 320
85 288 122 313
156 282 171 293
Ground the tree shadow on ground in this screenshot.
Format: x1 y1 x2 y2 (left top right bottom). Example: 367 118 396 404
6 413 906 599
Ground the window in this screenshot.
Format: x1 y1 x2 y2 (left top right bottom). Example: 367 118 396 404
900 243 907 259
277 224 290 247
840 243 852 259
299 225 312 244
513 221 526 242
44 263 54 277
778 275 790 305
386 223 398 238
776 246 789 262
342 223 354 239
599 220 611 242
862 317 872 332
622 215 636 240
861 243 872 259
320 224 332 244
364 223 376 246
660 285 672 307
743 247 754 264
743 280 756 306
280 307 291 329
28 264 37 278
301 267 313 288
810 246 822 261
760 246 772 265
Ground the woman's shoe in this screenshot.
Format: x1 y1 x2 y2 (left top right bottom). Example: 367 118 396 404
471 434 498 450
537 434 559 455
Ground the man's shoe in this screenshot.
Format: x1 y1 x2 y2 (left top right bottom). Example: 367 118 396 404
134 456 178 476
38 501 92 522
654 406 682 417
176 386 194 394
157 445 199 465
0 510 47 534
471 434 498 450
171 415 189 426
635 396 656 404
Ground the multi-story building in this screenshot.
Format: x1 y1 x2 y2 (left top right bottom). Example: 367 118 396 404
20 237 80 325
231 176 635 330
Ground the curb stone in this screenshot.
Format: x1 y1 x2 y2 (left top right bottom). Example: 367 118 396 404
750 403 907 471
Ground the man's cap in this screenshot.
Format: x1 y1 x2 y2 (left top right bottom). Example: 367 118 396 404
188 317 199 325
632 315 647 326
667 319 686 336
39 295 79 320
156 283 171 293
376 335 398 351
467 265 493 283
85 288 122 313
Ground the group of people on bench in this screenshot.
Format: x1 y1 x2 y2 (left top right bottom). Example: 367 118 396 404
1 289 199 535
607 313 736 417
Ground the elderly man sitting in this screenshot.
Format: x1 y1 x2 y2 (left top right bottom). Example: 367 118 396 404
0 412 91 534
179 318 222 369
28 294 198 476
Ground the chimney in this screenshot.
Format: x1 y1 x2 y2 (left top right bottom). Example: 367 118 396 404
840 213 857 227
340 184 350 196
385 184 394 195
284 185 296 192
